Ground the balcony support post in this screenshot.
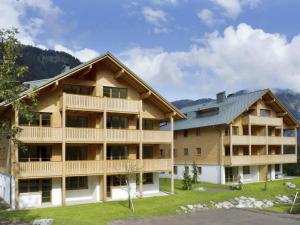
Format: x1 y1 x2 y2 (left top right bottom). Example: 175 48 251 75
62 93 66 206
229 124 233 157
103 106 107 202
138 100 143 197
295 128 298 155
249 116 252 155
170 115 174 194
281 122 284 154
103 174 107 202
266 124 269 155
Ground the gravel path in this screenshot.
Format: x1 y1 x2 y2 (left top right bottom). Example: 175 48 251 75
110 208 300 225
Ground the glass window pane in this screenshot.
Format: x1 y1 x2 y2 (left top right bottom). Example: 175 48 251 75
112 116 119 128
29 180 39 192
103 86 110 97
112 87 119 98
41 113 51 127
119 89 127 99
19 180 28 193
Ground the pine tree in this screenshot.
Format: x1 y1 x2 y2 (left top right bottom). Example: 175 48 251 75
182 165 192 190
192 161 198 184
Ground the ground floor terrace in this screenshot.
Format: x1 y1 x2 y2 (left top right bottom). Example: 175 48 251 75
161 163 286 184
1 172 162 209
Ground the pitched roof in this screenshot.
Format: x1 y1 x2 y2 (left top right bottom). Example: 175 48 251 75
1 52 184 119
168 89 298 131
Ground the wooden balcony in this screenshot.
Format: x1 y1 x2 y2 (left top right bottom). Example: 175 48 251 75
223 154 297 166
17 127 62 143
14 159 172 178
224 135 296 146
242 115 282 126
18 127 172 144
63 93 140 113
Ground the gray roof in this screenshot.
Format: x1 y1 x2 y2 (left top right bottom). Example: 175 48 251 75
165 89 269 131
23 78 51 89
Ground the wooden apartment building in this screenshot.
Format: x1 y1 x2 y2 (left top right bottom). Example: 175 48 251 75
0 53 183 209
161 90 298 184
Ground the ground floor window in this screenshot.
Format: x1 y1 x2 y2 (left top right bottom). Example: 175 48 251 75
174 166 177 175
66 176 88 190
275 164 281 172
243 166 250 175
19 179 52 203
197 166 202 174
143 173 153 184
19 179 39 193
112 175 127 186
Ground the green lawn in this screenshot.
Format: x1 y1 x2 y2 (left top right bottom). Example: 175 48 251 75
0 178 299 225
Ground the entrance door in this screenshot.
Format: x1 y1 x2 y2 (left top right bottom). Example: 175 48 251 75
225 167 238 183
41 179 52 203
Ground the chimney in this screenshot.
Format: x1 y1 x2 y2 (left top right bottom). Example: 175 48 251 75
62 63 70 73
216 91 226 103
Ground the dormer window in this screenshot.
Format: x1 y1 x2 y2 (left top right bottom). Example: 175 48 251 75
196 107 219 118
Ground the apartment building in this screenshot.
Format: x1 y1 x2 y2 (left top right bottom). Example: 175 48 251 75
0 53 183 209
161 90 298 184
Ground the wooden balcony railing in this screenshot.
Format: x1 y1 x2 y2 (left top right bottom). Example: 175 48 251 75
224 135 296 146
223 154 297 166
106 129 141 143
15 161 63 178
66 127 104 142
15 159 172 178
242 115 282 126
17 127 62 143
63 93 140 113
143 130 173 143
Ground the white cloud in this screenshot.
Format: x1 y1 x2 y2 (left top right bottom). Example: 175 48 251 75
197 9 221 27
142 7 168 33
150 0 177 5
211 0 260 18
119 23 300 100
54 44 99 62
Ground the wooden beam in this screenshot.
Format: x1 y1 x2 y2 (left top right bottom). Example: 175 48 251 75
78 65 92 78
265 99 275 104
277 112 287 117
50 80 59 91
165 112 176 118
140 91 151 99
114 69 125 79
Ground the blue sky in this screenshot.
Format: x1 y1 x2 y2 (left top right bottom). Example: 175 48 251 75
2 0 300 100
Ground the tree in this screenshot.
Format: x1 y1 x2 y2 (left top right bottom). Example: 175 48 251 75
192 161 198 184
182 165 192 190
0 28 37 145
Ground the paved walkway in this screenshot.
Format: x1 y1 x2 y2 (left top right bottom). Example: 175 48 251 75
110 209 300 225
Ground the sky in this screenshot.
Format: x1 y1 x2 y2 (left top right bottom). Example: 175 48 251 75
1 0 300 101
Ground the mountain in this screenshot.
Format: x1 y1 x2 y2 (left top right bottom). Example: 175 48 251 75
17 45 81 82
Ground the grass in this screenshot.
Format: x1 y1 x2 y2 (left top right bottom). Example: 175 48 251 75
0 178 299 225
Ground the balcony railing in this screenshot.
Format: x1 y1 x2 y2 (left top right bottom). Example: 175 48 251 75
223 154 297 166
242 115 282 126
224 135 296 145
63 93 140 113
15 159 172 178
18 127 172 143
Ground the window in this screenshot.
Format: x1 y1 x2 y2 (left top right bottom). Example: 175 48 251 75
143 120 153 130
143 146 153 159
225 127 229 136
183 130 188 137
66 116 87 127
225 146 230 156
19 112 52 127
196 148 201 155
283 146 296 154
19 146 52 162
143 173 153 184
232 126 239 135
197 166 202 174
103 86 127 99
107 146 128 160
233 146 239 156
112 175 126 186
107 116 128 129
184 148 189 156
243 127 249 135
243 166 250 175
160 149 165 158
66 177 88 190
19 179 39 193
275 164 280 172
260 109 271 117
174 166 177 175
196 128 201 136
66 147 87 160
174 131 177 140
63 85 93 95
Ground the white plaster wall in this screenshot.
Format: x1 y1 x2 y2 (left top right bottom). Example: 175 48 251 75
137 173 159 195
111 175 136 200
52 178 62 206
270 165 276 180
239 166 259 183
0 173 11 205
161 164 222 184
66 176 99 204
19 192 41 209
